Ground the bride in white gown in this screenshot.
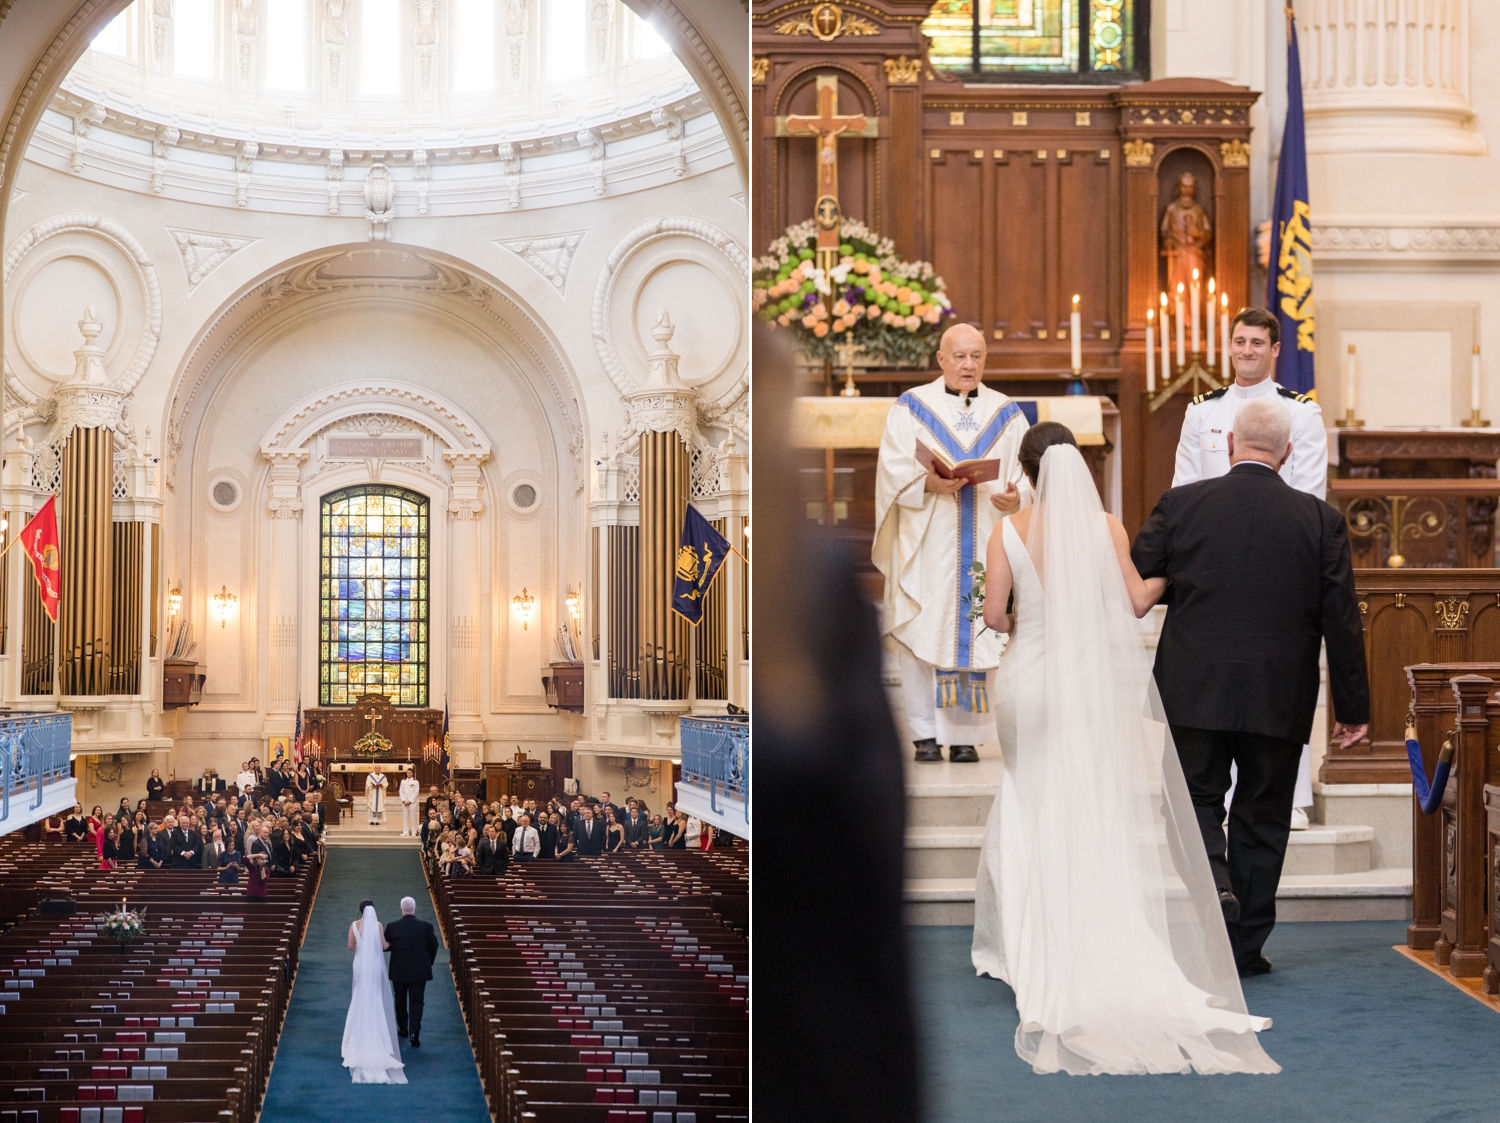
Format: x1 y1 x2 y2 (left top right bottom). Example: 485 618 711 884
343 901 407 1084
970 424 1279 1076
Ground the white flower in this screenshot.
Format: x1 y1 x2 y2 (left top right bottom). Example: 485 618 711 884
829 263 852 284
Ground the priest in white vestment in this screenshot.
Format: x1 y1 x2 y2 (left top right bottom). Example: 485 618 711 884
365 766 388 825
873 323 1030 762
399 773 421 836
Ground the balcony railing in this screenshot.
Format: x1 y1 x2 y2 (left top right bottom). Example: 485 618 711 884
0 713 73 826
680 715 748 827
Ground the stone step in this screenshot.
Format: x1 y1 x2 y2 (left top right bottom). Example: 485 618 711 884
903 822 1375 881
903 868 1413 926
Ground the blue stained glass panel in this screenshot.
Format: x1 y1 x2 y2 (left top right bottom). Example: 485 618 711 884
319 484 429 706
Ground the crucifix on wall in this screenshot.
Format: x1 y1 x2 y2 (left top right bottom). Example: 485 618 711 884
781 75 875 272
365 711 382 736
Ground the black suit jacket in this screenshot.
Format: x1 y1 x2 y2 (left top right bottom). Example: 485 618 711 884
622 814 649 847
537 822 558 859
575 819 604 856
1132 463 1370 743
385 914 438 983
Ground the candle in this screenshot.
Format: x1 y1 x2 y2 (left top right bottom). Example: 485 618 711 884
1146 309 1156 393
1206 277 1216 368
1220 293 1230 382
1070 294 1082 372
1346 343 1357 415
1190 268 1201 354
1473 344 1482 413
1175 283 1186 367
1160 291 1171 377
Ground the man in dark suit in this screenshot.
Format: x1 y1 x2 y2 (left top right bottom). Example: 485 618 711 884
574 806 604 856
1132 395 1370 978
164 816 189 868
621 800 650 849
385 897 439 1046
537 813 559 860
178 821 204 870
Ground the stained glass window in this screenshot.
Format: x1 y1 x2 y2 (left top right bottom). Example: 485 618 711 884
319 485 429 707
921 1 1142 80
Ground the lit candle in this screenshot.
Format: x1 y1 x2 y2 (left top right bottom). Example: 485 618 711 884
1220 293 1230 382
1070 294 1082 372
1160 291 1171 377
1473 344 1482 413
1206 277 1216 368
1190 268 1201 354
1146 308 1156 393
1346 343 1357 415
1175 283 1186 367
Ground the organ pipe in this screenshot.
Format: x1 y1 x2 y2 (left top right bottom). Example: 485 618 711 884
59 426 112 695
637 429 690 701
110 521 142 694
608 525 639 698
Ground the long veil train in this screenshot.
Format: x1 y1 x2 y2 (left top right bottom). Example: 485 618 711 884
971 444 1278 1075
342 905 407 1084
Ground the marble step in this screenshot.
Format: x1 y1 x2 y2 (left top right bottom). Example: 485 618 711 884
905 822 1375 880
904 867 1413 926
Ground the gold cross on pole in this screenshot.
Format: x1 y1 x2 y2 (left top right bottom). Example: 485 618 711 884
784 75 868 267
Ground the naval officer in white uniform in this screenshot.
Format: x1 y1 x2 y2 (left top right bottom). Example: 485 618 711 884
1172 305 1328 828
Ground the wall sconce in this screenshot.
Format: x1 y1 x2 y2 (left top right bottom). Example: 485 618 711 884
212 585 237 628
565 586 581 628
168 584 182 625
512 587 535 630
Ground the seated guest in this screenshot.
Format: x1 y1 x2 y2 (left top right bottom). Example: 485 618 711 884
604 808 625 854
553 824 577 862
622 800 650 850
64 805 89 842
218 835 242 885
574 806 605 857
451 841 474 877
146 769 165 802
512 814 540 863
649 815 665 850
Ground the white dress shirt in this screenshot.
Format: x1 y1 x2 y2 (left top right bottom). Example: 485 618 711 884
1172 378 1328 498
512 826 539 857
236 770 256 791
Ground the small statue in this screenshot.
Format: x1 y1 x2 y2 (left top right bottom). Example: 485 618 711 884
1160 172 1213 299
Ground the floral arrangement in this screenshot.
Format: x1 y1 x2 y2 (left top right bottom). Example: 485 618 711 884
753 217 954 366
98 900 146 949
352 732 394 757
965 561 987 625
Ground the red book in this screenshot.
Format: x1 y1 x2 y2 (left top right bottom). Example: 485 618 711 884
915 440 1003 486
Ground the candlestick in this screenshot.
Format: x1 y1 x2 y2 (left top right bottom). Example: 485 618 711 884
1160 291 1171 378
1220 293 1230 382
1190 269 1201 354
1146 308 1156 393
1464 343 1491 426
1206 277 1216 368
1175 283 1186 367
1339 343 1364 427
1070 294 1082 373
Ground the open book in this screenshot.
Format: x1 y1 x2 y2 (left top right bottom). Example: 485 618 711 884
915 440 1004 486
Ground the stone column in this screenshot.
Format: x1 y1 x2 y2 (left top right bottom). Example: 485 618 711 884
55 308 125 698
445 451 486 720
263 452 305 724
1300 0 1483 155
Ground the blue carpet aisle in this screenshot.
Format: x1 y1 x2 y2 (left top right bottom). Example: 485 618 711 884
259 847 491 1121
913 921 1500 1123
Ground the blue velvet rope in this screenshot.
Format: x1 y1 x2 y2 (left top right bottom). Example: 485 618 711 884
1407 728 1454 815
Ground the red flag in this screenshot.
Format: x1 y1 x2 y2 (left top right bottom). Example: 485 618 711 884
20 495 60 623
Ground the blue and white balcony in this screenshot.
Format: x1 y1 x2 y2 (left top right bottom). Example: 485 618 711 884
677 715 748 840
0 713 75 835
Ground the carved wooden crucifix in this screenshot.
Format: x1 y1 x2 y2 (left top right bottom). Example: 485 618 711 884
783 75 868 263
366 711 382 736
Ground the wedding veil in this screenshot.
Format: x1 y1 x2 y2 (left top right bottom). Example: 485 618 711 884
1014 443 1276 1074
342 904 406 1083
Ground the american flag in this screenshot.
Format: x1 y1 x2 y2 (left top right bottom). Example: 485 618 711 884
291 702 303 767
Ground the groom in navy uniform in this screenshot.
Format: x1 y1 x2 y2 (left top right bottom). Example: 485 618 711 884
385 896 439 1046
1132 396 1370 977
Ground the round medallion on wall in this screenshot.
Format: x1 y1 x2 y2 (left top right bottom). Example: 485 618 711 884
208 476 242 513
508 481 540 515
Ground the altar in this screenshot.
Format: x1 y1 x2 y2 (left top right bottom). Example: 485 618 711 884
303 692 445 789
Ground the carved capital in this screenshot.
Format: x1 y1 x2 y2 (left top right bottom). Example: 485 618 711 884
1220 139 1251 167
1122 139 1155 167
751 57 769 85
883 56 921 85
268 496 304 519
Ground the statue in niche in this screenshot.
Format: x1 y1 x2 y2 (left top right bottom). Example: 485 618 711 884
506 0 529 82
1159 172 1213 299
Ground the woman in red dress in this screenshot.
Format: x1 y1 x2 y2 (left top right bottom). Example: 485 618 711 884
245 823 272 900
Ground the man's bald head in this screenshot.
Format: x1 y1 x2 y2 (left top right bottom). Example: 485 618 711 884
936 323 986 392
1229 397 1293 468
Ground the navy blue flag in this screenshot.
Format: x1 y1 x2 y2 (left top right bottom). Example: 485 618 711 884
1267 7 1316 397
671 504 731 626
440 701 450 780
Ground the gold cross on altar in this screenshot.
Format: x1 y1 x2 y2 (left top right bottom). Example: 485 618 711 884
784 75 869 262
365 711 382 735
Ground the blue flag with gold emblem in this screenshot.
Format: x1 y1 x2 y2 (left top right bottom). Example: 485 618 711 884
672 504 731 626
1268 7 1315 397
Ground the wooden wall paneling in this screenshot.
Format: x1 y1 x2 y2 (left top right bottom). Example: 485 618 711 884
1121 155 1159 532
752 60 772 255
888 81 923 259
1217 156 1251 322
990 150 1049 345
1057 149 1112 352
1043 148 1060 346
926 147 985 334
1450 674 1493 976
1408 663 1459 950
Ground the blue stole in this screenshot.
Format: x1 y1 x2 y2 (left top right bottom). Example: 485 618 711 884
896 392 1021 697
